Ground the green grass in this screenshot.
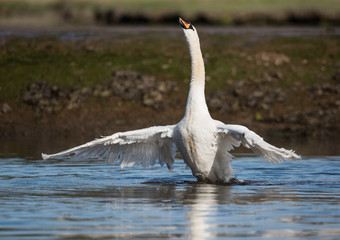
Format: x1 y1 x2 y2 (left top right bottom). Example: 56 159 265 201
0 0 339 25
1 0 339 13
1 33 339 102
105 0 340 14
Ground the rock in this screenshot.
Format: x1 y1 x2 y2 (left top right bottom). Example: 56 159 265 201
231 101 240 112
232 88 241 97
247 99 257 108
21 70 178 114
255 51 290 66
99 89 112 98
260 103 269 111
252 90 265 98
109 70 177 109
206 90 229 112
207 96 223 111
332 71 340 83
270 71 283 80
1 103 11 113
22 82 88 114
321 83 333 93
143 90 163 108
336 100 340 108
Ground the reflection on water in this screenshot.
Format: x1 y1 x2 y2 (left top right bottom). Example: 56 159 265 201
0 155 339 239
188 184 217 240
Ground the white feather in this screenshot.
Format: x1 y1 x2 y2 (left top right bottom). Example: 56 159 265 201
42 18 301 183
42 125 176 169
217 124 300 163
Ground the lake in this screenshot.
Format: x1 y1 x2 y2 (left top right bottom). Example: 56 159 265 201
0 144 339 239
1 25 339 239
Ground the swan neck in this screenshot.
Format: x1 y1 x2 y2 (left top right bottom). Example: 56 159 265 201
185 36 209 117
189 42 205 85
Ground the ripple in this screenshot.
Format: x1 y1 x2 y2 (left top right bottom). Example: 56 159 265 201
0 155 340 239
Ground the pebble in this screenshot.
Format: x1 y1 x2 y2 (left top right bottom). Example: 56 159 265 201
207 73 339 128
1 103 11 114
21 70 178 114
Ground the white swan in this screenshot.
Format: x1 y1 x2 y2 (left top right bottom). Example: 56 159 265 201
42 18 300 183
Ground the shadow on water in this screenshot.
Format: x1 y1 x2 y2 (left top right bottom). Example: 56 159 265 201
143 177 264 186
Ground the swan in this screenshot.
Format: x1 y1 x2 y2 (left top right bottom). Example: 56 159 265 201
42 18 300 183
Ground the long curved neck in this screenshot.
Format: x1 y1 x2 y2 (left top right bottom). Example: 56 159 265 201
184 36 209 118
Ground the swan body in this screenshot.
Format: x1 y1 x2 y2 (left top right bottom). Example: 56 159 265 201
42 18 300 183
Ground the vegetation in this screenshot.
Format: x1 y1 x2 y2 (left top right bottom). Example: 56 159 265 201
0 0 339 26
1 33 339 102
1 1 339 141
1 0 340 14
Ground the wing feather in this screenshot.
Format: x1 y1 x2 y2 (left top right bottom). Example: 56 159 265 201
42 125 177 169
217 123 300 163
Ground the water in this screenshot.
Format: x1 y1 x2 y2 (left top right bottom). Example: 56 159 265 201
1 24 339 239
1 26 339 41
0 152 339 240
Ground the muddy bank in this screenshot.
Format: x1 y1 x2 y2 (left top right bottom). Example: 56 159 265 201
1 70 180 139
1 69 339 143
1 29 339 152
20 70 178 114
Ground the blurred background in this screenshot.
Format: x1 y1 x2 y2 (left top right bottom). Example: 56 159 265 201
0 0 340 27
1 3 340 239
0 0 339 157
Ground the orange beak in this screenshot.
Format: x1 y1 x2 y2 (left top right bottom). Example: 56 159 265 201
179 18 191 29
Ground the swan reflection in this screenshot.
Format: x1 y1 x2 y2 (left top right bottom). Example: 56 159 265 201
187 184 231 239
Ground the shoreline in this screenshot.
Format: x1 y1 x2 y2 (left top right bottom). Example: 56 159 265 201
1 28 339 157
1 26 339 38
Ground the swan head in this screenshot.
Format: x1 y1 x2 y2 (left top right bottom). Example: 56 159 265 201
179 18 199 46
179 17 195 31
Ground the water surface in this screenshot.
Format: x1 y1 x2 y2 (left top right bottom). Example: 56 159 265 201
0 153 339 239
1 26 339 41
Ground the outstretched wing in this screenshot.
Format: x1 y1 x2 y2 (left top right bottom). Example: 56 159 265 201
42 125 177 169
217 123 300 163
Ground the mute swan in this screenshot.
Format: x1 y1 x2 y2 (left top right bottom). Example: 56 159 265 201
42 18 300 183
